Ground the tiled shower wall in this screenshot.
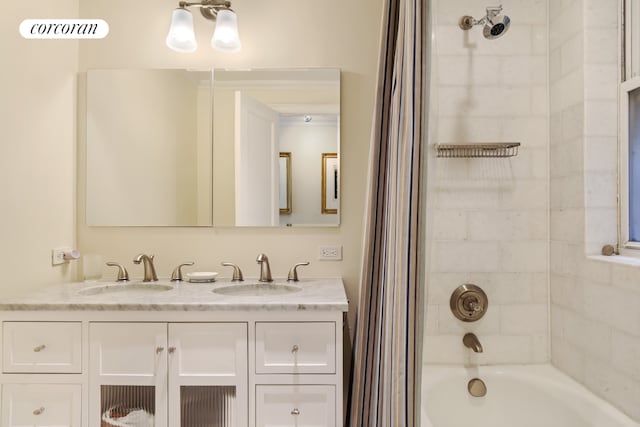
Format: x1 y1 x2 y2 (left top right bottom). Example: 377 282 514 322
424 0 549 365
424 0 640 421
550 0 640 421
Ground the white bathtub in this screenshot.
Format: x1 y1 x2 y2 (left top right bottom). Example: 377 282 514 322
421 365 639 427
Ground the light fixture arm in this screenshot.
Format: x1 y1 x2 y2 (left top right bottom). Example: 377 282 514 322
178 0 232 21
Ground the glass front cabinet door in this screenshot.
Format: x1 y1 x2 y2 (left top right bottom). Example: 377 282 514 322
89 322 248 427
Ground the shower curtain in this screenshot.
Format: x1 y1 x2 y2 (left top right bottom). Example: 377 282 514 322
347 0 428 425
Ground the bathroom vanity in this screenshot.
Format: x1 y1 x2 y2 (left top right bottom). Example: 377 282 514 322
0 279 347 427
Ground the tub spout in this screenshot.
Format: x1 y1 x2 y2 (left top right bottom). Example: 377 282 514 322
463 333 483 353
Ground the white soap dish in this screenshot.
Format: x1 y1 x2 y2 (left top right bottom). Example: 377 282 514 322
187 272 218 283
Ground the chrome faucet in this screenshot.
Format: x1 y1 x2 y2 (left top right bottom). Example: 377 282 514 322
256 253 273 282
133 254 158 282
463 333 483 353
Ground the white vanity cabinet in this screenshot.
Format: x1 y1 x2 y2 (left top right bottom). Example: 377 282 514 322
89 322 248 427
0 278 347 427
0 313 344 427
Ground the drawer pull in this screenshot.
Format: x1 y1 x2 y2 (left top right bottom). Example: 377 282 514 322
291 344 299 353
33 344 46 352
33 407 45 415
291 408 300 416
168 346 176 354
156 346 164 354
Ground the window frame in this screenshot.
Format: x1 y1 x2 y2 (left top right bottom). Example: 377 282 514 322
619 77 640 251
619 0 640 252
625 0 640 81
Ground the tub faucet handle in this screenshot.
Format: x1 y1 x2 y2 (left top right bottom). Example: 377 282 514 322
450 284 488 322
465 296 483 312
171 262 195 282
221 262 244 282
287 262 310 282
106 262 129 282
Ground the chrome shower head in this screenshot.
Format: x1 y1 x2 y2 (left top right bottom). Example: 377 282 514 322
483 10 510 39
460 5 511 40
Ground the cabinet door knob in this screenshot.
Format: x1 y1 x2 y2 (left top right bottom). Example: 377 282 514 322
168 346 176 354
291 344 299 353
156 346 164 354
291 408 300 415
33 344 46 352
33 407 45 415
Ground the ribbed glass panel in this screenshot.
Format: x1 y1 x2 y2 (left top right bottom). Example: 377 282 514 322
101 385 155 426
180 386 236 427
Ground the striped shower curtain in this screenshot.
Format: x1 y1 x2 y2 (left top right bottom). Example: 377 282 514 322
348 0 428 425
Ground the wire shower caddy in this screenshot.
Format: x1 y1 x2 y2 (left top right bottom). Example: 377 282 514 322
435 142 520 158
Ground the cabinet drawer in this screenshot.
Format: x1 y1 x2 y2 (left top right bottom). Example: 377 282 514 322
3 322 82 373
256 385 335 427
255 322 335 374
1 384 81 426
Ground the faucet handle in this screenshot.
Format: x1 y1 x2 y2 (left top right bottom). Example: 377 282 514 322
171 262 195 282
287 262 310 282
221 262 244 282
106 262 129 282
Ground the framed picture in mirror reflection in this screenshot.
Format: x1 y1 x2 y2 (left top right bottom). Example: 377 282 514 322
279 152 292 214
322 153 339 214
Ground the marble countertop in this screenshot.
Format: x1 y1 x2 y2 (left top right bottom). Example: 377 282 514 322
0 278 348 312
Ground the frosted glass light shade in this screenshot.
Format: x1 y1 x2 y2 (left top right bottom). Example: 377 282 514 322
166 8 197 53
211 9 241 52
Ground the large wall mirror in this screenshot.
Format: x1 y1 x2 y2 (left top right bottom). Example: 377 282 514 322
85 68 340 227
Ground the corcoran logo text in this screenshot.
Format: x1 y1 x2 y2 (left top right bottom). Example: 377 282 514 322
19 19 109 39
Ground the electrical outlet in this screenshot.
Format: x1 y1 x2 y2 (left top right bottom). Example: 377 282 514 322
318 245 342 260
52 247 73 266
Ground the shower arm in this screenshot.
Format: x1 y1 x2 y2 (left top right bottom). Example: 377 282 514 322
461 16 487 28
459 5 503 29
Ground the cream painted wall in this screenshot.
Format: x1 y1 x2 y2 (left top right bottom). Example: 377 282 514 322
0 3 79 295
86 69 199 226
212 88 236 225
196 85 213 225
77 0 382 330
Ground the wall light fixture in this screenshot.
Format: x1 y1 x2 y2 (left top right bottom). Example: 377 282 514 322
166 0 241 53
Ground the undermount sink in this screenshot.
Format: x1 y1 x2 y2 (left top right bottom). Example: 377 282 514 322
77 283 174 296
212 283 302 296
